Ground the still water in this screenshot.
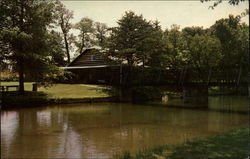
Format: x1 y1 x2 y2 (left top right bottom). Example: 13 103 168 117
1 96 249 158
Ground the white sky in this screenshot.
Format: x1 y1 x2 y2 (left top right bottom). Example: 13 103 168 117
62 0 249 30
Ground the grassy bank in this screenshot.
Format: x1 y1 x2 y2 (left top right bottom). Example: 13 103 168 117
0 82 109 98
0 82 112 109
116 128 249 159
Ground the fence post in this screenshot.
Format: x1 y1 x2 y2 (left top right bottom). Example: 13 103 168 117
32 83 37 92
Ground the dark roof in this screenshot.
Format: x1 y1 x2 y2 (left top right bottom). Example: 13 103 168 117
65 48 118 69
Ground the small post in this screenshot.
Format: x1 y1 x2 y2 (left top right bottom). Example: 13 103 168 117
32 83 37 92
236 66 242 86
207 68 212 85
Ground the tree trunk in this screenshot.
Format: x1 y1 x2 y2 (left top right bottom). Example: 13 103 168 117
63 34 70 64
79 34 85 54
18 0 24 94
236 66 242 86
18 60 24 94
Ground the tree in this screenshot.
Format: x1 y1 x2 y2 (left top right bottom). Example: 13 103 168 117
187 34 222 80
210 15 249 83
107 11 148 66
144 20 166 68
47 30 67 66
54 0 74 64
182 26 205 37
200 0 246 9
210 15 242 67
163 24 187 70
94 22 108 49
107 11 165 67
74 17 95 55
0 0 59 94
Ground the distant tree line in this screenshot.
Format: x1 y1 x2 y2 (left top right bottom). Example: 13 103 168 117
105 11 248 83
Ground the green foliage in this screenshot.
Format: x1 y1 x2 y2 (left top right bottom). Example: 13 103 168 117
210 15 249 82
94 22 108 48
107 11 165 67
164 24 187 69
104 12 249 86
0 0 62 92
188 34 222 68
200 0 246 9
74 17 96 54
52 69 75 83
132 86 162 102
0 76 19 82
47 30 68 66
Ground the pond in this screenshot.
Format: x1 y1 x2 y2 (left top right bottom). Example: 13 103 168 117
1 96 249 158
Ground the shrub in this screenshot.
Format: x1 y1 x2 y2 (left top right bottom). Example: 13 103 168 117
132 86 163 102
0 76 18 82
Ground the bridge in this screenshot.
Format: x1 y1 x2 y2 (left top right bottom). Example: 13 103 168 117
112 66 248 86
106 66 248 106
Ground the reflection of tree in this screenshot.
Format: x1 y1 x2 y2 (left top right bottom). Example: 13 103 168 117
1 111 19 158
1 109 76 158
207 97 249 132
66 105 210 156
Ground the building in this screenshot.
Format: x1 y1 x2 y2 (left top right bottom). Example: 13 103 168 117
62 48 121 84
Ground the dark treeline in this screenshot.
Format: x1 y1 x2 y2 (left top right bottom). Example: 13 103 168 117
105 11 249 85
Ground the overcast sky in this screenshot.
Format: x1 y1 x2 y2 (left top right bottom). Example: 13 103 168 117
62 0 249 30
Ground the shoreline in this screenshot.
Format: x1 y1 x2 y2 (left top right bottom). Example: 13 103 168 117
115 127 250 159
1 94 118 110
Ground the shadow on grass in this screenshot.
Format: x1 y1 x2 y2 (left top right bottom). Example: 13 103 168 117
1 91 49 109
115 128 249 159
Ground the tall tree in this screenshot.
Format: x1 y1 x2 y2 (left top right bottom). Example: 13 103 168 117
75 17 95 55
47 30 67 66
210 15 248 83
0 0 58 94
54 0 74 64
164 24 187 70
210 15 241 68
187 34 222 80
107 11 165 67
143 20 166 68
94 22 108 49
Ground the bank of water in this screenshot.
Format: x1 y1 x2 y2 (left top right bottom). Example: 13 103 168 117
1 96 249 158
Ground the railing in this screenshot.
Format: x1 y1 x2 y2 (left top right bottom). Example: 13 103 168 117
0 85 19 91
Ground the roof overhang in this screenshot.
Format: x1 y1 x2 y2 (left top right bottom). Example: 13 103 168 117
61 65 118 69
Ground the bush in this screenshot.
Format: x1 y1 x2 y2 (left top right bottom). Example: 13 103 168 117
52 70 76 83
0 76 18 82
132 86 163 102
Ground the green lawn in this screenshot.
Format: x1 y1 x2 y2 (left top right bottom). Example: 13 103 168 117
0 82 109 98
116 128 249 159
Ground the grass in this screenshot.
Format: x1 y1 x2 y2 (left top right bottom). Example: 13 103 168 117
0 82 109 98
116 127 249 159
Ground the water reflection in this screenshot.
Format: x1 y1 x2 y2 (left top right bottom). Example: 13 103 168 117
208 96 248 112
1 111 19 156
56 126 83 158
1 96 249 158
37 111 51 126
